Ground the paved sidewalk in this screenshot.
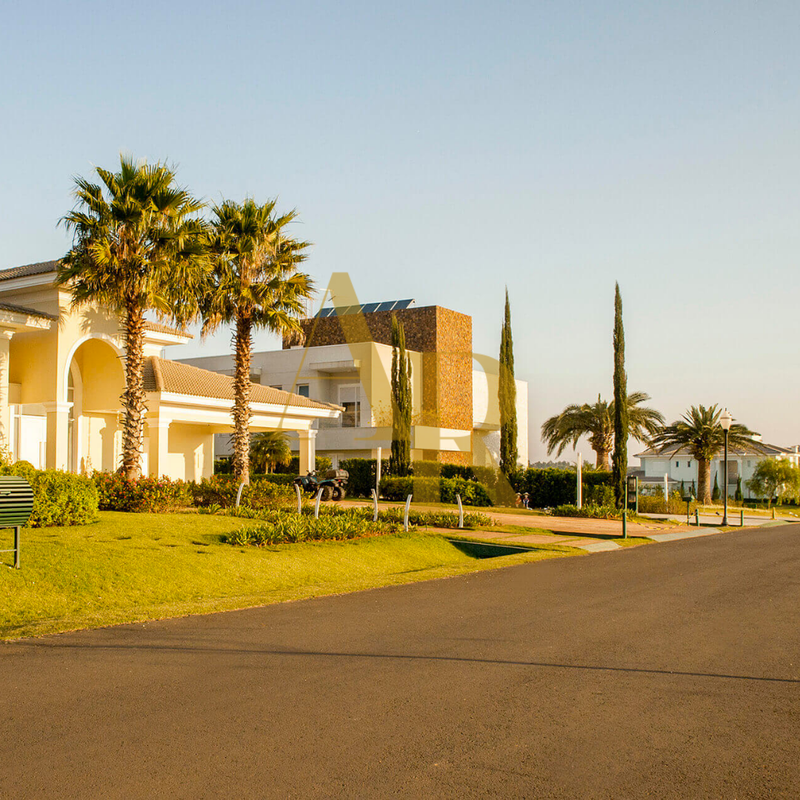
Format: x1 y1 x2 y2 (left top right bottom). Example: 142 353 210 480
340 499 787 552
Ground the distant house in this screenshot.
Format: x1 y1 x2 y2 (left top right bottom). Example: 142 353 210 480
178 299 529 469
633 441 800 498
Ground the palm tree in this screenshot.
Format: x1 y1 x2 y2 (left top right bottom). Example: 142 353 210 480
650 404 763 505
250 431 291 474
58 156 208 480
203 198 312 485
541 392 664 470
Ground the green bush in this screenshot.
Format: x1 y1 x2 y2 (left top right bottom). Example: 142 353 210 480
0 463 99 527
379 476 492 506
339 458 390 497
93 473 192 513
190 475 295 509
227 509 402 546
273 455 332 475
250 473 297 486
638 490 697 514
551 504 621 519
512 468 613 509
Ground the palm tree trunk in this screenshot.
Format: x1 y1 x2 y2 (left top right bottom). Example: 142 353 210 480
232 314 253 485
698 459 711 504
121 302 146 480
594 448 610 470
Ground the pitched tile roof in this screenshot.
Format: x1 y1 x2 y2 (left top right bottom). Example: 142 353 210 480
143 321 194 339
143 357 341 411
0 260 60 281
636 442 792 458
0 301 58 321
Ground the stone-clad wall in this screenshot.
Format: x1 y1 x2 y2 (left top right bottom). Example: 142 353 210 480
286 306 472 464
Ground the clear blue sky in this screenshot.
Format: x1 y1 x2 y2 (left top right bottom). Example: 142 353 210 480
3 1 799 462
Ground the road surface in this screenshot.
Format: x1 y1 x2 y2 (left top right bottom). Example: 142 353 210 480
1 525 798 798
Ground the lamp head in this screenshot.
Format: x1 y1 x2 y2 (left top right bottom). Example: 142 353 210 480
720 409 733 432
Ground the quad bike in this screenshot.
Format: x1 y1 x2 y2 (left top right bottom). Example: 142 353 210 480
293 469 349 501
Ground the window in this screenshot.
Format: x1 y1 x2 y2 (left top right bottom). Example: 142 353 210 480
675 461 679 468
297 384 310 398
338 385 360 427
688 461 691 467
270 384 282 391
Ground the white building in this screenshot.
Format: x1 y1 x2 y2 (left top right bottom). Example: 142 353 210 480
634 441 800 498
178 301 529 469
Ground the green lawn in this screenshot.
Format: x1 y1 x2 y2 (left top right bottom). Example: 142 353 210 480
0 511 574 641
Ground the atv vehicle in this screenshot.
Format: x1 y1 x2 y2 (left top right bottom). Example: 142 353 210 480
293 469 349 501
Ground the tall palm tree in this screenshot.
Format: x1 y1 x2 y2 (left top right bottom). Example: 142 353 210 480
541 392 664 470
58 156 208 480
250 431 292 474
203 198 312 484
650 404 763 505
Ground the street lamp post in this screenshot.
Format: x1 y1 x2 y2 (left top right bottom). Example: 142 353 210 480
720 409 732 526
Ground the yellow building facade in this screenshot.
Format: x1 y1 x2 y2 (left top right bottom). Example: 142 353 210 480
0 261 340 478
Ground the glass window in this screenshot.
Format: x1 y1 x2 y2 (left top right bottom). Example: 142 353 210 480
338 385 360 427
675 461 679 467
297 384 310 398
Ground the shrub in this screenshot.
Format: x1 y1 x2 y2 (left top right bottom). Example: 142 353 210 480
638 490 697 515
190 476 295 510
512 467 613 509
93 473 192 513
0 463 99 527
551 504 621 519
379 476 492 506
273 455 332 475
226 509 402 546
339 458 391 497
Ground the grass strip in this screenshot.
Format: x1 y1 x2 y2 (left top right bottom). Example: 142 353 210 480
0 511 576 641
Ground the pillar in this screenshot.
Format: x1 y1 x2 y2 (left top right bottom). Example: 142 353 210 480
0 332 12 452
298 429 317 475
148 419 171 478
42 401 71 471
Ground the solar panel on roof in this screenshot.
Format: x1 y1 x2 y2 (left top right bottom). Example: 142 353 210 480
315 299 415 318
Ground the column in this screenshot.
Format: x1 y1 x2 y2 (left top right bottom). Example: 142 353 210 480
42 401 72 471
148 419 170 478
297 429 317 475
0 332 12 452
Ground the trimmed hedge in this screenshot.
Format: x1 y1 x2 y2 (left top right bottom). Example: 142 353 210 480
190 476 295 509
93 473 192 513
512 468 613 509
340 458 390 497
551 504 621 519
1 462 99 527
379 476 492 506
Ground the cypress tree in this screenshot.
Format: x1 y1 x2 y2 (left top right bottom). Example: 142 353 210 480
499 289 518 475
390 315 412 476
612 283 628 508
712 473 720 501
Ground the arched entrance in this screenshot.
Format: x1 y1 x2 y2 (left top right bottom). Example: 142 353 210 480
65 337 125 473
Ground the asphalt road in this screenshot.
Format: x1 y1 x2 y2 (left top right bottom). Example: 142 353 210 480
2 526 799 799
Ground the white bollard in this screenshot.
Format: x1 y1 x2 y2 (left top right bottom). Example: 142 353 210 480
576 453 583 509
371 488 379 522
236 482 246 508
314 488 323 519
295 483 302 514
456 493 464 528
404 494 413 532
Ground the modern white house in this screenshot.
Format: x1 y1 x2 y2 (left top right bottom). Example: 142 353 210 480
177 300 529 469
633 440 800 498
